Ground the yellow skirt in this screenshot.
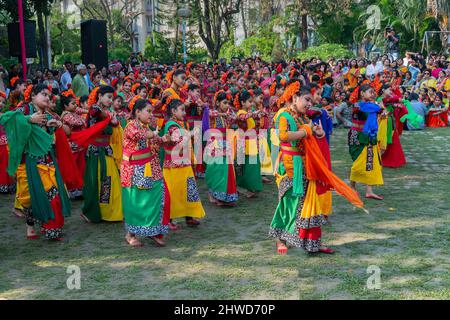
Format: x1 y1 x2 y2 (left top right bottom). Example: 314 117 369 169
16 163 57 209
259 137 273 175
318 191 333 216
300 180 322 219
163 166 206 219
350 145 384 186
98 156 123 222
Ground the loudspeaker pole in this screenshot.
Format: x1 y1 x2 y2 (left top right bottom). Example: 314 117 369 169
17 0 27 80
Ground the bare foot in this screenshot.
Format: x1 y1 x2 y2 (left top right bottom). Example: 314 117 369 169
12 208 25 218
148 236 166 247
125 235 143 247
365 193 384 200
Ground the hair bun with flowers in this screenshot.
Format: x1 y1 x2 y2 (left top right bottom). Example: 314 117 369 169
10 76 19 88
88 86 100 106
186 62 193 76
131 83 141 94
213 89 226 104
277 81 300 108
61 89 76 99
24 84 33 103
233 91 241 109
162 95 175 112
166 70 174 85
128 95 140 112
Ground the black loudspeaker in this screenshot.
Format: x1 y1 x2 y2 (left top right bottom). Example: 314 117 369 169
7 20 37 58
81 19 108 69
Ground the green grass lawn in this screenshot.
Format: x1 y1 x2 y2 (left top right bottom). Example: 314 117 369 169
0 127 449 300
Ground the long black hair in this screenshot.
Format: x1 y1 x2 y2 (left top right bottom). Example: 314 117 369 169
32 83 50 96
167 98 184 117
60 94 75 110
132 99 151 118
97 85 115 96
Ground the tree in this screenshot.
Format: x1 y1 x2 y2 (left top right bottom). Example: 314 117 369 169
398 0 427 50
427 0 450 50
73 0 143 49
192 0 242 62
32 0 54 69
0 0 54 68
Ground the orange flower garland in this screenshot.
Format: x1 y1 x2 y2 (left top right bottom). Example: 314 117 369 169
128 95 141 112
61 89 76 99
24 84 33 102
10 76 19 88
277 81 300 109
269 81 277 96
0 91 6 99
233 92 241 109
165 70 174 85
131 83 141 94
87 87 100 107
213 89 231 104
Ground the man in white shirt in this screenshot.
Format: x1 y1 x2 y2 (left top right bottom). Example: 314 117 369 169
366 57 383 79
60 61 73 91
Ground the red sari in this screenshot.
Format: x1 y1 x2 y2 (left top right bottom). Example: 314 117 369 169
0 125 14 193
381 97 407 168
426 108 448 128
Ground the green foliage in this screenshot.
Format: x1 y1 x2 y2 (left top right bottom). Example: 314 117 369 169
108 46 132 62
54 51 81 66
219 40 245 62
219 20 284 62
50 8 80 66
187 47 209 63
144 32 175 64
296 43 354 61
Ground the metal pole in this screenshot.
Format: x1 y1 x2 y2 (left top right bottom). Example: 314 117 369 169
182 19 186 64
18 0 27 80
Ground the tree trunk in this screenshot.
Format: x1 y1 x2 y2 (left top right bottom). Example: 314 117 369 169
241 0 248 39
301 14 308 50
109 21 115 49
37 11 49 69
174 22 179 62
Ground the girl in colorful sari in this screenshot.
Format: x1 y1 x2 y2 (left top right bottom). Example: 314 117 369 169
162 98 205 230
0 84 72 240
253 88 273 183
163 69 187 102
205 90 238 207
81 85 123 223
60 89 87 199
426 93 449 127
269 83 363 254
121 99 171 247
349 85 384 200
8 77 26 110
377 85 407 168
0 91 14 193
235 90 263 198
112 94 130 128
121 79 133 104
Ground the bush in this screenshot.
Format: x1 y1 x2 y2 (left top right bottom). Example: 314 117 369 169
54 51 81 66
144 32 174 64
109 46 131 62
219 40 245 62
296 43 354 61
188 47 209 63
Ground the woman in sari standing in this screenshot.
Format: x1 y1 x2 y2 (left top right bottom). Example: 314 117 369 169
81 85 123 223
121 99 171 247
